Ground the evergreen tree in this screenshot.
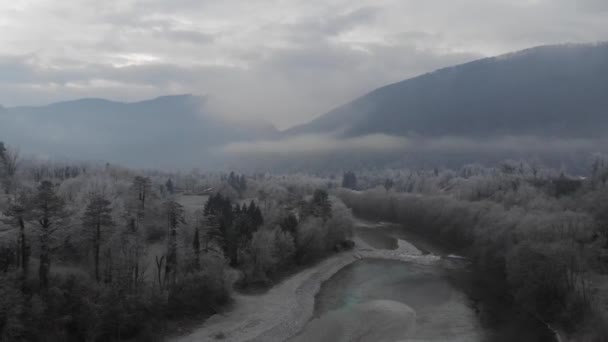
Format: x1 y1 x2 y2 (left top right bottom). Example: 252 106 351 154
0 142 6 183
384 178 394 191
200 213 224 254
227 172 248 195
308 189 332 221
203 193 264 266
82 193 114 283
1 191 31 282
239 175 247 193
280 213 298 236
164 198 185 286
0 144 19 195
131 176 152 220
30 181 68 289
165 178 175 195
248 201 264 229
342 171 357 190
192 225 201 270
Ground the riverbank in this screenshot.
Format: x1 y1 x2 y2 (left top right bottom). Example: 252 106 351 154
170 222 432 342
170 250 358 342
171 218 562 342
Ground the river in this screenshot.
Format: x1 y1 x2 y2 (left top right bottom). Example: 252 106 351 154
291 220 557 342
172 219 557 342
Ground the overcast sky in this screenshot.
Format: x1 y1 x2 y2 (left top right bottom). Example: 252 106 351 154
1 0 607 129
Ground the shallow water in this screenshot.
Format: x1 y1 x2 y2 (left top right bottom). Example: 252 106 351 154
295 222 557 342
355 224 444 255
311 259 483 341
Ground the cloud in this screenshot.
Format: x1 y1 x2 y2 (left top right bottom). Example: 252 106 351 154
0 1 607 128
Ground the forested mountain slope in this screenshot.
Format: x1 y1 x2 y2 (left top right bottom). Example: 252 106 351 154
287 43 608 139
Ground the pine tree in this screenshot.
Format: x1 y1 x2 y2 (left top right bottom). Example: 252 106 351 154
280 213 298 236
164 198 185 287
248 201 264 229
165 178 175 195
131 176 152 219
193 225 201 270
30 181 68 289
239 175 247 193
1 191 31 282
0 144 19 195
82 193 114 283
309 189 332 221
384 178 394 191
342 171 357 190
0 142 6 184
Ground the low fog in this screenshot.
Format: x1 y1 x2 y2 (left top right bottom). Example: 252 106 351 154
218 134 608 173
2 2 608 342
220 134 603 156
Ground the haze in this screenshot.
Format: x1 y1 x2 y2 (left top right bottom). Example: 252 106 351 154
1 0 607 129
3 2 608 342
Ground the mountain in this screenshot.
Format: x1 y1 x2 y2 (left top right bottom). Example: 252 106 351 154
287 43 608 139
0 95 279 168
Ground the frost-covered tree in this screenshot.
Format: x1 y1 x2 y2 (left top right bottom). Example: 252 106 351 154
29 180 68 289
82 193 114 283
164 198 185 286
0 145 19 195
1 191 31 280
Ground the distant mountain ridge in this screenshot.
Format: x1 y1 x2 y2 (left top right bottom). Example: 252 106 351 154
2 43 608 170
0 94 279 168
286 43 608 139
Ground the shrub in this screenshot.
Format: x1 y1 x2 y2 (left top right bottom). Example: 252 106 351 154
167 269 230 319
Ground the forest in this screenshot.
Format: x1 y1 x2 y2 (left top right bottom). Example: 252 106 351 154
337 160 608 341
2 139 608 341
0 141 353 341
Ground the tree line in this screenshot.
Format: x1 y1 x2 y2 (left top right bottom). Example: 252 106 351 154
0 140 355 341
337 160 608 341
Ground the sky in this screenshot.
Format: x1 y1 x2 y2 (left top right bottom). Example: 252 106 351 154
1 0 607 129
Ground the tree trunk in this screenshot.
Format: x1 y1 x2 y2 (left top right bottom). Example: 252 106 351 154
104 248 112 284
133 261 139 293
39 228 50 290
155 255 164 290
94 222 101 283
193 227 200 270
18 217 28 279
165 228 177 287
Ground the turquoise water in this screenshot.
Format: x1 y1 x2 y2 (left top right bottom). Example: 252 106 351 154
293 220 556 342
313 259 483 341
307 257 556 342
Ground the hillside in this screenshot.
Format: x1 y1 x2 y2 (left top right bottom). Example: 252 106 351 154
287 43 608 139
0 95 279 168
